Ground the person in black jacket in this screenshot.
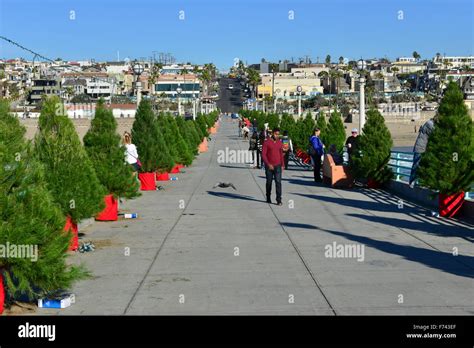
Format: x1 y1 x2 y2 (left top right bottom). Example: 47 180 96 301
256 130 265 169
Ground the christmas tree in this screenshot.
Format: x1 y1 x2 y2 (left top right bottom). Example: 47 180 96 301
176 116 199 156
316 112 328 146
83 100 139 199
35 96 106 223
153 115 174 173
167 116 193 166
156 113 179 164
351 108 393 183
280 113 297 144
131 99 173 173
325 110 346 152
418 81 474 195
294 112 315 151
196 114 209 139
0 100 87 301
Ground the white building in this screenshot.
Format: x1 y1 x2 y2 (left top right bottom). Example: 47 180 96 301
433 56 474 69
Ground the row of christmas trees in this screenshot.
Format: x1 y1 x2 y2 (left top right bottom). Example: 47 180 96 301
241 82 473 214
0 96 219 313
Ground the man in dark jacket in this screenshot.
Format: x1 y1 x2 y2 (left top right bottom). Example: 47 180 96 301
309 128 324 182
262 128 284 205
409 118 435 187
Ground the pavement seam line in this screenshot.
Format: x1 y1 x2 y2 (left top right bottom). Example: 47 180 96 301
234 130 338 316
122 132 217 314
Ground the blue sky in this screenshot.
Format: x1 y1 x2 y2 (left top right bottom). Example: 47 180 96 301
0 0 472 70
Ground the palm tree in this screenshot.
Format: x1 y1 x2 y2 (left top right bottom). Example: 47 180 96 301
412 51 421 61
325 55 331 66
269 63 279 111
246 68 261 109
148 62 163 95
338 56 344 65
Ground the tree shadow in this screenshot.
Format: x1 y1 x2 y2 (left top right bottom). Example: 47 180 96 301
322 228 474 278
347 213 474 243
206 191 265 203
219 164 249 169
292 192 409 213
281 222 319 230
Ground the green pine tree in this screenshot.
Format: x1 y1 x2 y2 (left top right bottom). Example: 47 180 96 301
156 114 179 164
83 100 139 199
294 112 316 151
154 116 174 173
316 112 328 146
167 116 193 165
35 96 106 223
196 114 209 139
325 111 346 152
0 100 88 301
418 81 474 195
176 116 198 156
351 108 394 184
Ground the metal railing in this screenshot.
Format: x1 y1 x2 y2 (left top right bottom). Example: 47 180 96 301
389 150 473 200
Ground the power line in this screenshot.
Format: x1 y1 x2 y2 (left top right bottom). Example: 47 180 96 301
0 35 121 88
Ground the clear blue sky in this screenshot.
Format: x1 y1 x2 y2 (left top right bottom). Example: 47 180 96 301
0 0 472 70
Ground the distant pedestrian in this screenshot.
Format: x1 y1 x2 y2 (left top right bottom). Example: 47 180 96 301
345 128 359 162
281 130 293 170
238 119 243 137
242 125 250 140
256 130 265 169
409 118 435 187
309 128 324 182
123 132 140 177
249 131 258 167
262 128 284 205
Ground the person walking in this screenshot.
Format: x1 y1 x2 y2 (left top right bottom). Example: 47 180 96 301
345 128 359 162
249 131 258 167
123 132 140 177
409 118 435 187
281 130 293 170
262 128 284 205
256 130 265 169
309 128 324 182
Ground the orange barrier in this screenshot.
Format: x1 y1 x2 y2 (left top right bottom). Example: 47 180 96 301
198 137 208 153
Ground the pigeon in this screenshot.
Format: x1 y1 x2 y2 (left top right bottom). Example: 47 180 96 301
213 182 237 190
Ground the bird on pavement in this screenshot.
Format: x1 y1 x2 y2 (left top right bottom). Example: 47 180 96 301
213 182 237 190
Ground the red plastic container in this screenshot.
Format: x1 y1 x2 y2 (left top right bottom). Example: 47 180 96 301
64 216 78 251
367 178 381 189
156 172 170 181
0 272 4 315
138 172 156 191
439 192 464 217
95 194 118 221
170 165 181 174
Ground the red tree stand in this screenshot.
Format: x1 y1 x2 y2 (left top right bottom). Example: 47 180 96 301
156 172 170 181
138 173 156 190
170 165 181 174
439 192 464 217
95 194 118 221
64 216 78 251
0 272 4 315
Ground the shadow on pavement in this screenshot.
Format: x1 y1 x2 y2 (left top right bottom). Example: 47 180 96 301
292 192 416 214
206 191 265 203
322 228 474 279
347 213 474 243
219 164 250 169
281 222 319 230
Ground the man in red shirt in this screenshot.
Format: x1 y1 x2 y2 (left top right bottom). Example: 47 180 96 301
262 128 284 205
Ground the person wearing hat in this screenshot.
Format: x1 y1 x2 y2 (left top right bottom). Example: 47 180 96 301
345 128 359 161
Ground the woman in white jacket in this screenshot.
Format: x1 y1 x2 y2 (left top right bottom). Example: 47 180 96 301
123 132 140 176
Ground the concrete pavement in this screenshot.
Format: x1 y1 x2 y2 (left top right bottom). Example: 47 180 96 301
43 115 473 315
